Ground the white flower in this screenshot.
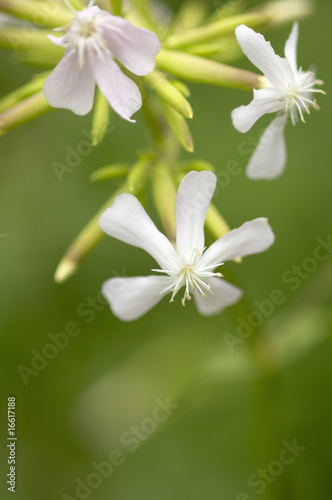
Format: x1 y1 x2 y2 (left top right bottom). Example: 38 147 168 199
43 4 160 121
231 23 325 179
99 171 275 321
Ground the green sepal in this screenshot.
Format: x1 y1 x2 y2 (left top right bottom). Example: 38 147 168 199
89 164 130 183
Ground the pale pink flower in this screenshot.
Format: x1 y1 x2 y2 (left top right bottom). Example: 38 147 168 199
43 5 160 121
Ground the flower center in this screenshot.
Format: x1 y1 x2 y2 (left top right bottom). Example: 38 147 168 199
75 18 97 39
155 249 224 306
279 71 326 125
69 11 109 66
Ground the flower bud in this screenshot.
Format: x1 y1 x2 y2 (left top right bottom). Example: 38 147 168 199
172 0 210 34
145 70 193 119
160 100 194 152
0 91 52 135
89 164 129 183
0 72 49 113
151 164 177 243
0 27 62 59
91 90 111 147
170 80 191 98
205 204 242 263
166 12 271 49
178 159 215 174
54 182 129 283
0 0 73 28
156 50 261 91
127 157 151 193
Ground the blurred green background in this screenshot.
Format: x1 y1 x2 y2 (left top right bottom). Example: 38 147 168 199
1 0 332 499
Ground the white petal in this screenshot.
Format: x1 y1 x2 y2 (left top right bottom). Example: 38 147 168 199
231 88 284 133
235 24 293 87
100 17 160 76
99 193 180 271
284 22 299 74
194 278 243 316
89 50 142 122
247 115 288 180
199 218 275 269
43 48 95 116
102 275 172 321
175 171 216 263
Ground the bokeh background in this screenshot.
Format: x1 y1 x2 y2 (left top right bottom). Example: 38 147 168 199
1 0 332 499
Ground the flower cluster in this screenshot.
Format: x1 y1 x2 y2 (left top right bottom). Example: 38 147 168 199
0 0 325 322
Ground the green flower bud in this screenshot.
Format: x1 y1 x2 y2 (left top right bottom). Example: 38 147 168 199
54 182 128 284
172 0 210 34
0 28 62 60
205 204 242 263
178 159 215 174
91 89 111 147
151 164 177 243
0 0 73 29
0 91 52 135
160 100 194 153
145 70 193 119
170 80 191 98
166 12 271 49
89 164 129 183
0 72 49 113
127 157 151 193
156 50 260 91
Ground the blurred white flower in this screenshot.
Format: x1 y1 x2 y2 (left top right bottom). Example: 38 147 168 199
43 4 160 121
232 23 325 179
99 171 275 321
